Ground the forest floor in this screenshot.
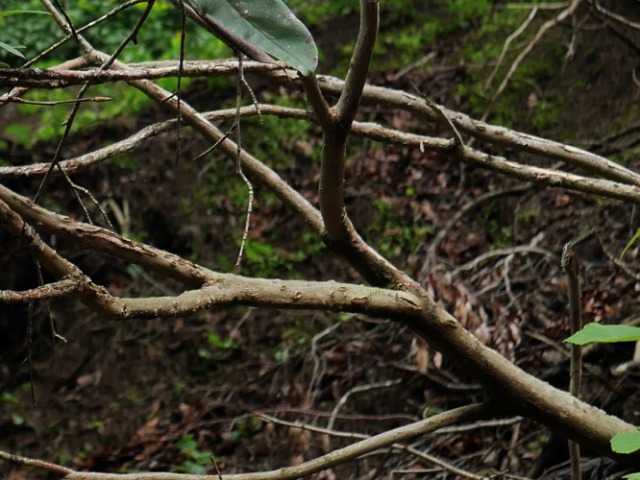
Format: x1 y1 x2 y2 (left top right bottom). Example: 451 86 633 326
2 7 640 480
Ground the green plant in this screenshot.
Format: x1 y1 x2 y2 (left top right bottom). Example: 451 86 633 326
0 8 50 66
0 391 19 404
228 417 261 442
175 433 214 474
197 331 239 361
364 198 433 260
566 323 640 477
206 331 238 350
185 0 317 75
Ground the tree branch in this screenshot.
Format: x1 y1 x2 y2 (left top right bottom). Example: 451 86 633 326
334 0 379 125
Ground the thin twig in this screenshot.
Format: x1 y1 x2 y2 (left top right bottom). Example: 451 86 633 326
0 449 73 476
422 185 532 274
327 380 401 430
0 278 80 303
481 0 584 122
234 53 255 270
4 96 110 105
485 6 539 89
589 0 640 30
23 0 147 67
256 406 492 480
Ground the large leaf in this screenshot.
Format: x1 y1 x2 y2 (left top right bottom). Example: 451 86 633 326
185 0 317 75
565 322 640 345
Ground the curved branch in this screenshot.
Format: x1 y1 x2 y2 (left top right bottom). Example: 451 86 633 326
3 61 637 189
0 183 208 287
334 0 379 124
0 278 81 303
3 180 640 466
316 75 640 187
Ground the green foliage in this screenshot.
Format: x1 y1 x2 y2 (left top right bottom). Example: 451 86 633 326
0 8 50 66
175 433 214 474
365 198 432 260
565 323 640 345
566 322 640 471
244 96 321 168
1 0 231 64
457 6 565 132
1 0 233 146
374 0 491 69
198 332 239 361
285 0 358 24
612 430 640 479
186 0 318 75
243 239 276 268
0 40 25 63
445 0 492 30
206 332 238 350
229 416 261 442
0 391 19 404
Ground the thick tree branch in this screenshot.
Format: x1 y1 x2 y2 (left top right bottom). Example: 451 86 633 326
2 179 640 466
0 184 208 287
0 184 422 320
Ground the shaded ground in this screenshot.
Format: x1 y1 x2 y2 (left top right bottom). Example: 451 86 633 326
2 4 640 479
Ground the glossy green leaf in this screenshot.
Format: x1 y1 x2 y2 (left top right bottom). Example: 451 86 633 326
185 0 317 75
565 322 640 345
612 431 640 454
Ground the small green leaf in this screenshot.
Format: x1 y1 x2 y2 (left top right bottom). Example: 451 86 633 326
620 227 640 260
566 323 640 345
185 0 317 74
0 40 26 59
623 473 640 479
176 433 198 452
612 431 640 454
206 332 238 350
